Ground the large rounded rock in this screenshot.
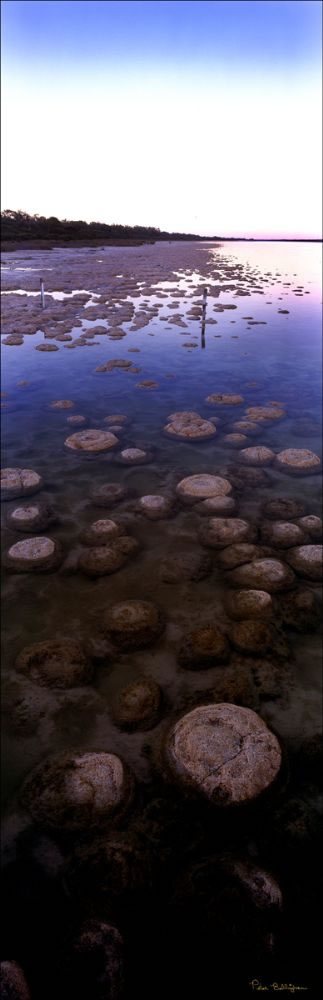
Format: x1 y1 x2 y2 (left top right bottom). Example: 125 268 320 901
0 961 31 1000
65 429 119 452
206 393 244 406
163 704 282 806
79 537 139 577
6 502 56 533
230 621 271 654
199 517 256 549
58 921 124 1000
118 447 151 465
20 751 134 831
225 589 273 620
90 483 127 507
228 466 272 490
285 545 322 581
222 433 248 448
100 600 165 650
275 448 321 475
159 548 212 583
178 627 230 670
176 474 232 504
238 446 275 467
164 412 216 440
111 677 162 731
228 558 295 592
81 519 125 546
245 405 286 422
15 639 93 688
261 520 306 548
1 468 43 501
217 544 271 570
296 515 322 540
262 497 306 520
136 495 173 519
4 536 62 573
195 495 237 516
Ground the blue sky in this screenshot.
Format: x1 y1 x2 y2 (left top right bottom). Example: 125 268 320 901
2 1 322 236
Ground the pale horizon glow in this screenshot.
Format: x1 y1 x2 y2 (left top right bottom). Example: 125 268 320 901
1 1 322 239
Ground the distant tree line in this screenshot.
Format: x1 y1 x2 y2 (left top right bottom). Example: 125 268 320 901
1 210 202 243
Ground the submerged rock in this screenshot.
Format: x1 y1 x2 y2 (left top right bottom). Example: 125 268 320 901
163 704 282 806
65 429 119 452
1 468 43 501
79 537 139 577
176 474 232 504
118 447 151 465
275 448 321 475
245 405 286 422
261 497 306 520
4 536 62 573
90 482 127 507
276 589 321 631
178 626 230 670
164 411 216 440
199 517 256 549
136 495 173 519
50 399 75 409
285 544 322 581
20 751 134 831
228 558 295 592
238 446 275 466
15 638 93 688
195 495 237 516
111 677 162 731
81 519 125 546
217 544 271 570
6 502 56 533
206 393 244 406
296 515 322 540
261 520 306 548
100 599 165 650
223 433 248 447
225 589 273 620
229 620 271 654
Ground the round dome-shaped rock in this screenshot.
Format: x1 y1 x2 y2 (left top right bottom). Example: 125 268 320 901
58 921 124 1000
4 536 62 573
195 495 237 516
230 621 271 654
275 448 321 475
262 497 306 520
231 420 260 435
90 482 127 507
217 544 270 570
50 399 75 409
118 448 150 464
238 446 275 467
178 627 230 671
164 412 216 440
285 545 322 581
245 405 286 422
163 704 282 806
15 639 93 688
199 517 256 549
277 589 321 631
66 415 87 425
261 520 306 548
79 538 139 577
228 558 295 592
20 751 134 831
111 677 162 731
0 961 31 1000
159 548 212 583
65 429 119 452
136 495 173 519
225 589 273 620
223 433 248 448
296 515 322 540
176 474 232 504
104 414 128 425
1 467 43 501
206 393 244 406
6 502 56 533
100 600 165 650
81 519 125 546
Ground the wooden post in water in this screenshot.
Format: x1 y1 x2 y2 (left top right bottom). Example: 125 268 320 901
40 278 45 308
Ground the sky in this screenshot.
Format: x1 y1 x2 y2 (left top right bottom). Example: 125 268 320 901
1 0 322 237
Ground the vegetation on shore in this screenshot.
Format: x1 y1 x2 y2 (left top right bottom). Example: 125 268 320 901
1 210 203 247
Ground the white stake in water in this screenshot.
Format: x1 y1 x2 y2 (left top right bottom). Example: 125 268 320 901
40 278 45 308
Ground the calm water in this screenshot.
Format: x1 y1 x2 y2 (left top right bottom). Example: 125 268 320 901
1 240 322 994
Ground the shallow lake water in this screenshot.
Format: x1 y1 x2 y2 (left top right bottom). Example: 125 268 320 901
1 239 322 996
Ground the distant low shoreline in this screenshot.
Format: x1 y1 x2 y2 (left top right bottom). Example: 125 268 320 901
1 237 321 253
